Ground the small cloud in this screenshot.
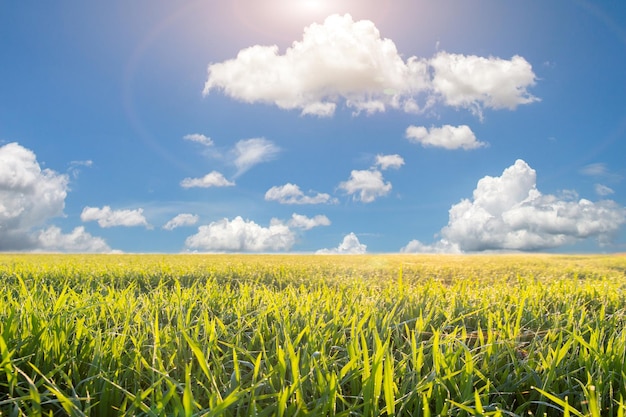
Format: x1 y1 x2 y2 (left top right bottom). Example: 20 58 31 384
265 183 336 204
163 213 199 230
232 138 280 177
180 171 235 188
405 125 486 150
338 169 392 203
375 154 404 170
316 232 367 254
81 206 151 228
580 163 609 177
595 184 614 196
287 213 331 230
183 133 214 147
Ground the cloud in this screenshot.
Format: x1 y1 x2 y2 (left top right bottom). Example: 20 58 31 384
185 216 295 252
81 206 151 228
36 226 113 253
183 133 214 147
265 183 336 204
287 213 331 230
0 142 112 253
580 163 609 177
180 171 235 188
429 52 538 119
594 184 614 196
401 239 461 254
316 232 367 254
405 125 486 150
0 142 68 250
163 213 199 230
375 154 404 170
204 14 537 118
338 169 392 203
402 160 626 252
232 138 280 177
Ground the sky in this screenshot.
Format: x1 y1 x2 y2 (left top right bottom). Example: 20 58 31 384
1 0 626 254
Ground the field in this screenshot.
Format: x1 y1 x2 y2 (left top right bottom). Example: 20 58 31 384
0 254 625 416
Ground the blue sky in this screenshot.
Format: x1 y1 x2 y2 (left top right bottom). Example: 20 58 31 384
1 0 626 253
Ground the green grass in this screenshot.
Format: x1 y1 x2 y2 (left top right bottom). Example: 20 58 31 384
0 253 625 416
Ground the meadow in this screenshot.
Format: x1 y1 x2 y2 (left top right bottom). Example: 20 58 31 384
0 253 625 416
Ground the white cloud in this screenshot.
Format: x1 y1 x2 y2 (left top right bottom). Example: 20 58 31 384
0 142 68 250
163 213 199 230
595 184 614 196
401 239 461 254
183 133 214 147
0 142 112 253
403 160 626 252
430 52 538 119
204 14 537 118
185 216 295 252
405 125 486 150
81 206 151 228
180 171 235 188
232 138 280 177
375 154 404 170
316 232 367 254
288 213 331 230
36 226 113 253
580 163 609 177
265 183 336 204
338 169 392 203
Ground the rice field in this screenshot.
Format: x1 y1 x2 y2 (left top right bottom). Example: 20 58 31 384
0 253 625 416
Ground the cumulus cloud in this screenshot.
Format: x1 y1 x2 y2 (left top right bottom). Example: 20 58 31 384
405 125 486 150
232 138 280 177
316 232 367 254
180 171 235 188
81 206 151 228
287 213 331 230
338 169 392 203
204 14 537 117
401 239 461 254
185 216 295 252
375 154 404 170
402 160 626 252
265 183 336 204
36 226 113 253
163 213 199 230
429 52 538 119
183 133 213 147
0 142 111 252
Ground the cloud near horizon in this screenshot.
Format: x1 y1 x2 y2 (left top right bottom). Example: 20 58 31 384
316 232 367 254
402 160 626 252
204 14 537 117
184 213 329 252
0 142 112 252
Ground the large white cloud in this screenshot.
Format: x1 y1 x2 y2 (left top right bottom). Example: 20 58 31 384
338 169 392 203
265 183 336 204
163 213 199 230
429 52 538 119
316 232 367 254
81 206 151 228
204 14 537 117
185 216 295 252
180 171 235 188
405 125 486 150
0 142 111 252
402 160 626 252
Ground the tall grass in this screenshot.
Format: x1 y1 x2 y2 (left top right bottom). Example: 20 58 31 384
0 254 624 416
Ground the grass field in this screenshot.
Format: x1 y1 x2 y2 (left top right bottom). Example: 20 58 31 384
0 254 625 416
